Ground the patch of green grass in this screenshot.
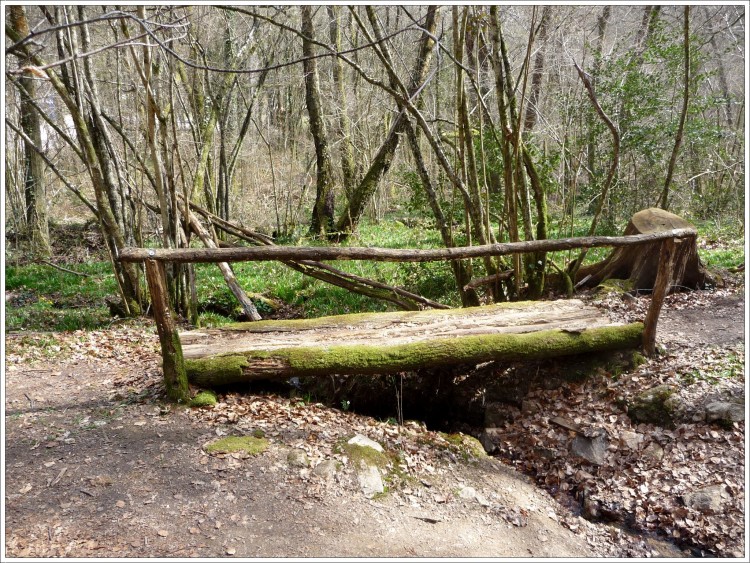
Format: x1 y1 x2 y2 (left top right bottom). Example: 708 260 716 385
699 247 745 270
693 218 745 269
5 261 116 331
196 312 234 328
680 353 744 385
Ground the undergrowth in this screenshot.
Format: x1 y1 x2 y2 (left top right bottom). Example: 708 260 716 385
4 215 744 333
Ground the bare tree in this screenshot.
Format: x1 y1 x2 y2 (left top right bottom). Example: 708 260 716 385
8 6 51 258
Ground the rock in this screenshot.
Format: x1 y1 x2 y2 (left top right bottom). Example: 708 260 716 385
682 484 726 513
356 464 384 498
571 428 608 465
642 441 664 462
347 434 384 453
458 485 477 500
619 430 644 451
478 429 500 454
287 449 310 468
312 460 339 480
627 385 679 427
705 401 744 425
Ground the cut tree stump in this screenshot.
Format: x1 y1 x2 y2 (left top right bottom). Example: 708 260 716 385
575 208 713 292
181 299 643 386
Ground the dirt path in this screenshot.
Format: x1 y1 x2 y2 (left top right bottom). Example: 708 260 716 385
4 286 745 558
4 353 612 558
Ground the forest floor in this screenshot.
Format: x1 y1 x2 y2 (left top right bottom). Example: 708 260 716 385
3 277 745 558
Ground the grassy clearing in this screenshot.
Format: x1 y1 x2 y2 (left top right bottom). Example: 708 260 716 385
4 215 744 333
5 262 116 331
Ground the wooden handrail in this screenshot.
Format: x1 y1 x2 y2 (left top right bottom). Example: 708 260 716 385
134 229 691 399
119 228 696 264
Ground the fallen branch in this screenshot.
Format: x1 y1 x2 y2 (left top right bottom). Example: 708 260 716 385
37 259 91 277
184 208 262 321
462 270 514 291
189 201 448 311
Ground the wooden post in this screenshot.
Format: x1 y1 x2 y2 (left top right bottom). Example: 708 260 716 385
642 238 676 356
145 258 190 403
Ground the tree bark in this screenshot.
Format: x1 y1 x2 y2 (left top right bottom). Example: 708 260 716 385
121 226 696 264
145 259 189 403
302 6 337 237
8 6 51 259
575 208 713 292
334 6 438 239
327 6 359 198
180 299 643 385
657 6 690 210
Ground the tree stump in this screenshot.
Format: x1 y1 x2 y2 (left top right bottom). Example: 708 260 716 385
576 208 713 293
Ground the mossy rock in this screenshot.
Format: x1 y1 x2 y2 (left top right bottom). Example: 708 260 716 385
441 432 488 461
595 278 634 295
204 436 269 456
340 440 390 469
189 390 218 407
627 385 679 428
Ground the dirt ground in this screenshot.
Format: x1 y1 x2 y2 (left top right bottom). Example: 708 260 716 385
3 285 745 558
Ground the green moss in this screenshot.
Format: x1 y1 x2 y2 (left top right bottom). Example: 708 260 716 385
186 321 644 386
204 436 269 455
340 440 390 469
439 432 487 461
163 330 189 403
630 351 647 368
189 390 218 407
627 385 678 428
283 323 641 374
185 355 250 386
595 278 634 294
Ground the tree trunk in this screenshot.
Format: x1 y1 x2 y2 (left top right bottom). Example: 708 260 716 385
334 6 438 239
180 299 643 385
327 6 359 198
302 6 337 237
657 6 690 210
575 208 713 292
9 6 51 259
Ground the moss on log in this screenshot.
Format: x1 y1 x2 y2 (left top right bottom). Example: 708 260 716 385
186 322 644 386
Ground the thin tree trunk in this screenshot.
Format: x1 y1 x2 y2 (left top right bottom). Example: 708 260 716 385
302 6 337 237
335 6 438 239
327 6 359 198
657 6 690 210
185 208 262 321
570 60 621 279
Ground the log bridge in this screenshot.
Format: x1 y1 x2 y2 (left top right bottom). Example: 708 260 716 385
120 228 695 403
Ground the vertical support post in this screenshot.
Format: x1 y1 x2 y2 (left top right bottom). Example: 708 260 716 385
643 238 676 356
145 258 190 403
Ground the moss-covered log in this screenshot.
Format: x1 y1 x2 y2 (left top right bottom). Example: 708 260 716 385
181 300 643 386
